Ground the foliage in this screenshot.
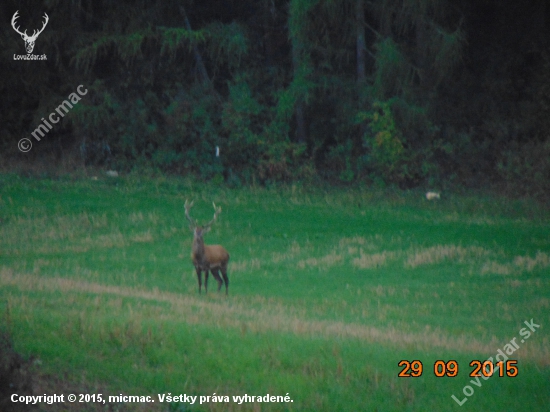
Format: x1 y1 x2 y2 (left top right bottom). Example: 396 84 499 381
353 99 439 186
0 0 548 196
360 100 406 182
372 38 412 100
203 21 249 71
497 139 550 200
221 78 262 180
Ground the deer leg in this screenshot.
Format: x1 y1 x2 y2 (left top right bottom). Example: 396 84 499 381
221 268 229 296
204 270 209 293
196 267 202 294
211 268 223 292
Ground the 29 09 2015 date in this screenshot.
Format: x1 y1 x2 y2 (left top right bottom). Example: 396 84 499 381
398 360 518 378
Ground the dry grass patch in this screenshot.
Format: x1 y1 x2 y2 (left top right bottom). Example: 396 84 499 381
352 251 397 269
89 213 109 228
131 231 153 243
514 251 550 271
1 212 113 255
297 253 343 270
481 261 514 276
271 241 309 263
128 211 144 223
405 245 489 268
29 232 126 255
129 211 159 225
229 258 261 272
481 251 550 275
83 232 127 249
270 236 396 270
34 244 90 254
338 236 380 252
338 236 368 247
146 212 159 225
1 215 83 244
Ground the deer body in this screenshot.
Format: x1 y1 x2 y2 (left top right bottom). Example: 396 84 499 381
185 201 230 295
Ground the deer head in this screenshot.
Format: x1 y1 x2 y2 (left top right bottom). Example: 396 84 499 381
12 11 49 54
185 200 222 239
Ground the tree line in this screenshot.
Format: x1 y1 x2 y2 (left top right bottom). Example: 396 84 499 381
1 0 549 198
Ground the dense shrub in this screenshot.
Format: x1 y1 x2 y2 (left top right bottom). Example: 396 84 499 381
0 329 34 412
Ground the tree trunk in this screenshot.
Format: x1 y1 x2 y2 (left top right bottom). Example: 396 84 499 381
179 5 211 87
356 0 366 84
292 34 307 144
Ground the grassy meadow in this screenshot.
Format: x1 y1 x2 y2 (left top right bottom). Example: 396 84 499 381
0 173 549 411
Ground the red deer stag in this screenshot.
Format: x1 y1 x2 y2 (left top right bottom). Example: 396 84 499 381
184 200 230 295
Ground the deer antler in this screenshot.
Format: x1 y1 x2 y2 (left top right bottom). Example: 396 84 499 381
32 13 49 40
11 11 49 39
11 11 26 37
184 200 196 227
203 202 222 230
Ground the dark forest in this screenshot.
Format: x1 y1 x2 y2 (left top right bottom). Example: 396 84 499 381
2 0 549 198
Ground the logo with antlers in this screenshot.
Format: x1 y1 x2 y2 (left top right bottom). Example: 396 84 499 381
11 10 49 54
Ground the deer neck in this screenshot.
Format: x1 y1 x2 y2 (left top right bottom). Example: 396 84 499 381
193 233 206 260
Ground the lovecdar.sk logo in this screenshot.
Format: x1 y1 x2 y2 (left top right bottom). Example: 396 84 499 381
11 10 48 60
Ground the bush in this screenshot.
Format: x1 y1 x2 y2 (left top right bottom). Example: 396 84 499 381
497 138 550 200
0 328 35 411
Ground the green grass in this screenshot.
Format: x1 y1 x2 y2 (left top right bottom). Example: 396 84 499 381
0 173 549 411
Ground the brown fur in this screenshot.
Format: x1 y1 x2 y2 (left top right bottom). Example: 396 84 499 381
191 227 230 295
185 201 230 295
